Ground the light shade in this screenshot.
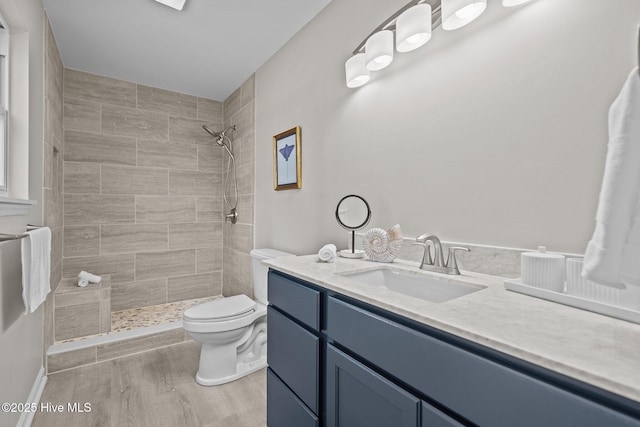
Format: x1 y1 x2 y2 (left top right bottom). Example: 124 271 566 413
345 54 371 88
365 30 394 71
442 0 487 31
502 0 532 6
154 0 186 10
396 4 432 53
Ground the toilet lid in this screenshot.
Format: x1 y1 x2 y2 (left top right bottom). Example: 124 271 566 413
184 295 256 321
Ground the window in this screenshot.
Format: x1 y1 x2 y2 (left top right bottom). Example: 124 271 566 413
0 16 8 195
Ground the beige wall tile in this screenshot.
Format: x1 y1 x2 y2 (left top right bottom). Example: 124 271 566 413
169 170 222 197
197 98 223 123
135 249 196 281
101 165 168 195
64 98 101 132
47 347 97 374
135 196 196 224
55 302 101 340
227 102 254 140
45 96 63 147
236 163 255 196
223 223 253 253
167 272 222 302
64 130 136 165
196 247 223 273
235 195 254 226
137 85 197 118
168 116 212 144
96 329 185 361
137 140 197 170
102 104 168 140
169 223 222 249
240 74 255 106
197 143 223 171
100 300 111 333
196 197 223 222
64 69 136 108
51 226 63 273
238 132 256 167
222 247 253 298
63 225 100 257
45 18 63 101
64 194 135 225
63 254 135 284
101 224 168 254
44 142 53 189
223 86 241 122
54 288 101 308
110 279 167 311
63 162 101 194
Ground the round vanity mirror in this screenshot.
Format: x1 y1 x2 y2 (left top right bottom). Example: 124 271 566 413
335 195 371 258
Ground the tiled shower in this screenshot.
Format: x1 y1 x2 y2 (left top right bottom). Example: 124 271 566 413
42 14 256 371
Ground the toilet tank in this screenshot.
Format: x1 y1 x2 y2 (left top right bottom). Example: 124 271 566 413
250 248 295 305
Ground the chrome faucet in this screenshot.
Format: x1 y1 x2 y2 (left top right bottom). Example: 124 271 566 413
413 234 470 275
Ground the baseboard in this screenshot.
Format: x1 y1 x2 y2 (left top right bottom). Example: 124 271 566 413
16 366 47 427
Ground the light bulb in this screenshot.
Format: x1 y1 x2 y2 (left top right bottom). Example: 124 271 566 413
365 30 394 71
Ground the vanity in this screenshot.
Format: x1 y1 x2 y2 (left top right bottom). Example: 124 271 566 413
264 255 640 427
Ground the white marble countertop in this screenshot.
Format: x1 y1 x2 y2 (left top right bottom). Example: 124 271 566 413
264 255 640 403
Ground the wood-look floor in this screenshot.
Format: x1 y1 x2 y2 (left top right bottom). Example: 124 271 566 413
32 341 266 427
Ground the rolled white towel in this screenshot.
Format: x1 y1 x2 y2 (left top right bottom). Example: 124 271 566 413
78 270 102 284
318 244 337 263
77 279 89 288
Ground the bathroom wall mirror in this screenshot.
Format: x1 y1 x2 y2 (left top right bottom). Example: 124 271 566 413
335 194 371 258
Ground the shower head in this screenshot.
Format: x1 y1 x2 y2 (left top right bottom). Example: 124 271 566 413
202 124 237 160
202 125 236 147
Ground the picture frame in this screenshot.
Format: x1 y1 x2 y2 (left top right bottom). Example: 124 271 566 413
273 126 302 190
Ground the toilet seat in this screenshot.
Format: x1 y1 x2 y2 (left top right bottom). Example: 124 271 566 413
183 295 266 334
184 294 256 322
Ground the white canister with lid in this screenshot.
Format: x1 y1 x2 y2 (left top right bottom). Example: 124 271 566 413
521 246 565 292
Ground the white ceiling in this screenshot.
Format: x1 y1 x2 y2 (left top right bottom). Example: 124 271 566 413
42 0 332 101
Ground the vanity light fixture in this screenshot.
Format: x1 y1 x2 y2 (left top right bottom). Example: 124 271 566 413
502 0 533 6
396 4 433 53
441 0 487 31
345 0 529 88
345 53 371 88
365 30 395 71
153 0 186 11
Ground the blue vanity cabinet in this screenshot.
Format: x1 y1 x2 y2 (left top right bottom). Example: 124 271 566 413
267 271 321 427
267 269 640 427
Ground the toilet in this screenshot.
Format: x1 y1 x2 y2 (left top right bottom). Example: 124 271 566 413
183 248 294 386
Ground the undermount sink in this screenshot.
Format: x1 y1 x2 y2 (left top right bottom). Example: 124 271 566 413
341 268 485 303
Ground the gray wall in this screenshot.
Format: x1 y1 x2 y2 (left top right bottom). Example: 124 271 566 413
0 0 46 425
255 0 640 255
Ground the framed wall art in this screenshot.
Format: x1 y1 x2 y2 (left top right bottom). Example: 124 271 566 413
273 126 302 190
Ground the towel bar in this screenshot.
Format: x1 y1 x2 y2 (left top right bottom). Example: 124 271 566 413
0 224 44 242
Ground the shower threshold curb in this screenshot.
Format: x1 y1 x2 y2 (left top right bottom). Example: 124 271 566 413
48 320 184 355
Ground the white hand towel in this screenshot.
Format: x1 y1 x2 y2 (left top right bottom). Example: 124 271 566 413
21 227 52 314
583 68 640 288
318 244 337 263
79 270 102 284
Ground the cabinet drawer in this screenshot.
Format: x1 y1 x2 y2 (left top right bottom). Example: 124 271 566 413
421 402 465 427
267 368 318 427
327 297 640 427
267 306 319 414
326 344 420 427
268 271 320 331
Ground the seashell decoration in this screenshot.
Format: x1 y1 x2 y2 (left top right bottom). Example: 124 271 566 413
363 224 403 263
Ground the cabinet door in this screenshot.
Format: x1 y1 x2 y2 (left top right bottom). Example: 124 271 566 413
267 368 319 427
267 306 319 413
421 401 466 427
326 344 420 427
